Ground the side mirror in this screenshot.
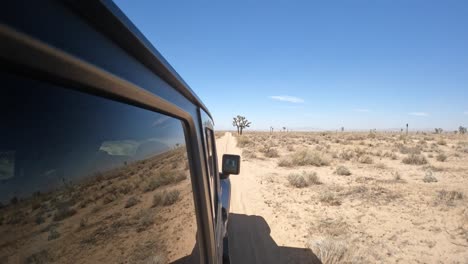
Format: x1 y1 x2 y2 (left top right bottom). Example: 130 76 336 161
221 154 240 178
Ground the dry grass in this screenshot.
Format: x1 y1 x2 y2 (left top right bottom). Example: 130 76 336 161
402 154 428 165
287 171 321 188
236 131 468 263
436 153 447 162
423 171 438 183
307 237 349 264
434 190 463 206
335 166 351 176
53 205 77 222
278 149 330 167
320 191 342 206
358 155 373 164
152 190 181 207
237 135 252 148
261 146 279 158
145 170 186 192
124 196 140 208
242 149 257 159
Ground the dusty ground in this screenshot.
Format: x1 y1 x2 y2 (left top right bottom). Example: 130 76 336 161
1 131 467 263
218 131 468 264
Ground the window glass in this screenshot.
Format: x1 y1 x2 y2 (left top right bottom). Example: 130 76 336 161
204 128 217 217
0 73 198 263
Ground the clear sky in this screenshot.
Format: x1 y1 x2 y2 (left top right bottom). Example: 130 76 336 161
114 0 467 131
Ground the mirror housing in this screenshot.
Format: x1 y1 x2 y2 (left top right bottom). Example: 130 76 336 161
221 154 240 178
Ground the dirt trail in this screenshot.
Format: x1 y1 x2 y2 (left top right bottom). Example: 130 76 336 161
216 132 318 264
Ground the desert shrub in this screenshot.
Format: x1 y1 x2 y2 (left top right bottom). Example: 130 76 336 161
242 149 257 159
320 191 342 206
353 147 366 157
80 217 88 228
437 138 447 146
162 190 180 206
145 170 186 192
335 166 351 176
125 196 140 208
136 210 155 232
287 172 321 188
423 171 438 183
374 162 387 169
53 206 76 221
308 237 348 264
393 172 402 181
435 190 463 206
152 190 180 207
339 150 354 161
436 153 447 162
397 144 421 155
35 215 45 225
358 155 373 164
48 228 60 241
383 151 397 160
402 154 427 165
26 250 51 264
237 136 251 148
287 145 295 152
102 193 117 204
262 147 279 158
278 149 330 167
119 183 133 195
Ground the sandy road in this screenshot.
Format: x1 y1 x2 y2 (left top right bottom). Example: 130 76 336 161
216 132 318 264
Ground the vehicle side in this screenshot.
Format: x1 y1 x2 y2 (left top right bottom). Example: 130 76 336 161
0 0 231 263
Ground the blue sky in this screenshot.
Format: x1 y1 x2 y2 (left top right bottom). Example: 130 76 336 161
114 0 468 131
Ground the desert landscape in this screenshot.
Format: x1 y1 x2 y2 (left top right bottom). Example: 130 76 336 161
218 131 468 264
1 129 467 264
0 147 197 264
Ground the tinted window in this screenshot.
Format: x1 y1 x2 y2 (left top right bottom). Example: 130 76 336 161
204 128 217 218
0 73 198 263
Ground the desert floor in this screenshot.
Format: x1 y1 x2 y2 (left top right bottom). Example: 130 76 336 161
218 131 468 264
0 147 197 263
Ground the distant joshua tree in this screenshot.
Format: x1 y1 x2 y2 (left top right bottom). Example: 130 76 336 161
232 115 251 135
459 126 467 134
434 128 443 134
270 126 274 133
406 123 409 135
341 127 344 132
283 127 286 132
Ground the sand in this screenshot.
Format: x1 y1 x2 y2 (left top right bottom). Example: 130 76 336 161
218 131 468 264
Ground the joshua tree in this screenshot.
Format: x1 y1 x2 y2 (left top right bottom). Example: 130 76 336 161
232 115 251 135
459 126 467 134
406 123 409 135
434 128 443 134
341 127 344 132
282 127 286 132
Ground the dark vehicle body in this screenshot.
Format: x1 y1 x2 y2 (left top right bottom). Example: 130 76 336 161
0 1 235 263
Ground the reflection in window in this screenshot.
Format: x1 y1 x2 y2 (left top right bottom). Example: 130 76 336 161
0 73 199 263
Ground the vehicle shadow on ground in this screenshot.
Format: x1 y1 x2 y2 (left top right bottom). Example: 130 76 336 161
228 213 321 264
